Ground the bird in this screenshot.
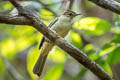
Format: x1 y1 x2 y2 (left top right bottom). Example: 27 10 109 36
33 9 81 77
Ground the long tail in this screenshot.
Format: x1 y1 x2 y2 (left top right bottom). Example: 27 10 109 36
33 42 53 76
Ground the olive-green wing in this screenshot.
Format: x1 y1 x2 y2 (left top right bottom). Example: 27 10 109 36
39 17 59 49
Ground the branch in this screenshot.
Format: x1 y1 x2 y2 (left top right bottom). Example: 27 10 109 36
0 0 58 16
69 0 74 9
0 14 32 25
89 0 120 14
0 0 112 79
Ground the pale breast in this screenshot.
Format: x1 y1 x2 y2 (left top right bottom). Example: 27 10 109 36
52 19 72 37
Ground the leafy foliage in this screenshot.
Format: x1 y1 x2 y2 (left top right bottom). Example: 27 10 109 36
43 64 63 80
0 0 120 80
73 17 111 35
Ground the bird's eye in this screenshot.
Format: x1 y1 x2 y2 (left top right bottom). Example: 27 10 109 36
68 13 72 16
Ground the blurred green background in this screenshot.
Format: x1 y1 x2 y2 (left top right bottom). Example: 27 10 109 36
0 0 120 80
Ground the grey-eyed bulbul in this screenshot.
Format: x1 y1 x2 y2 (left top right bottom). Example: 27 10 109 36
33 10 81 77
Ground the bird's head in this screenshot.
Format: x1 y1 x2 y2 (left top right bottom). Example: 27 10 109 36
63 10 81 19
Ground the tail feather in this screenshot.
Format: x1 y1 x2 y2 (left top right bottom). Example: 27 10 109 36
33 53 48 76
33 42 53 76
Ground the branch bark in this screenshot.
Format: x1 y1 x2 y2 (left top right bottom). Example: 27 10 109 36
0 14 32 25
89 0 120 14
0 0 113 80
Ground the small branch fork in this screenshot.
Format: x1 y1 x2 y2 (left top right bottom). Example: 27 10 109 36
0 0 115 79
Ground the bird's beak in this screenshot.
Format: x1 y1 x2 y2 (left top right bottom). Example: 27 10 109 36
75 13 81 16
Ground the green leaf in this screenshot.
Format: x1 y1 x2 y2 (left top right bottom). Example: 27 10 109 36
43 64 64 80
83 44 95 52
90 43 116 60
99 62 112 75
107 47 120 65
3 3 13 9
111 27 120 34
111 34 120 43
73 17 111 35
0 2 13 12
111 15 120 34
96 44 116 56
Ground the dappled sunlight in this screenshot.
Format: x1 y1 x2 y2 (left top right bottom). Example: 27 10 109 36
70 31 82 49
83 44 95 52
49 47 67 63
40 9 54 17
16 37 32 51
73 17 111 35
0 0 120 80
1 39 16 59
70 31 82 43
2 2 13 10
111 27 120 34
43 64 63 80
99 46 116 56
89 44 116 60
27 47 40 78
